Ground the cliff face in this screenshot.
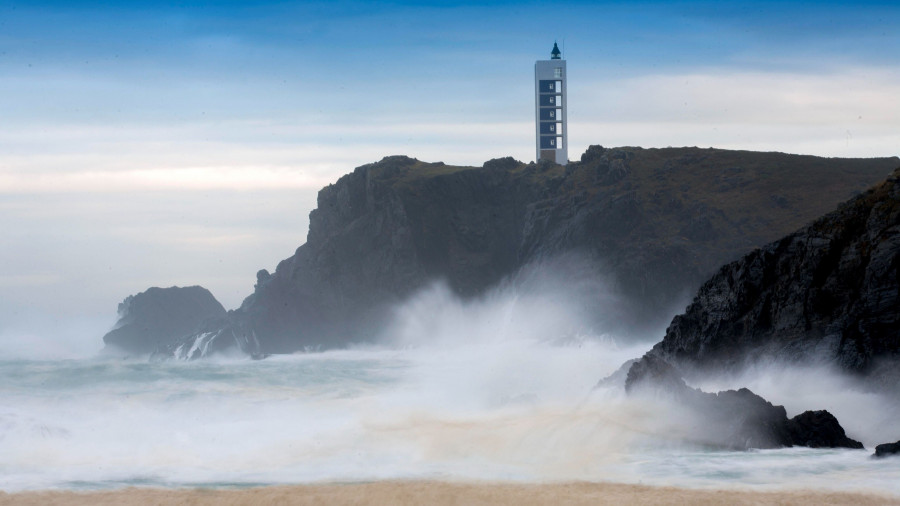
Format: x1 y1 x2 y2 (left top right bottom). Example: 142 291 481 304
643 167 900 383
102 286 226 356
137 147 898 357
234 157 543 352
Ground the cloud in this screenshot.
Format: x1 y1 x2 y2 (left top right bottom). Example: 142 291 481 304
0 120 534 194
0 188 319 328
2 53 899 342
3 65 896 196
0 165 332 193
0 274 63 288
584 67 900 124
572 66 900 158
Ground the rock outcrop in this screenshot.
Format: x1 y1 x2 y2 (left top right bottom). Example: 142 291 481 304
640 167 900 385
625 353 864 450
611 165 900 450
102 286 227 356
874 441 900 458
785 411 865 449
115 147 897 358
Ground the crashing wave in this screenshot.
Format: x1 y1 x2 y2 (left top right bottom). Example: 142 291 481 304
151 326 266 361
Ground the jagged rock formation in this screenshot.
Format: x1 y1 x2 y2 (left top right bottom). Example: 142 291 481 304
874 441 900 458
625 354 864 450
604 164 900 450
641 166 900 385
102 286 226 356
116 147 897 358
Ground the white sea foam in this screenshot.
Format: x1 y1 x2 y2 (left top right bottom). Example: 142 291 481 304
692 362 900 449
1 339 898 494
1 271 898 494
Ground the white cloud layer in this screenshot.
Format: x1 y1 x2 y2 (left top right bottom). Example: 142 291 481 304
572 67 900 158
1 64 898 345
2 66 896 196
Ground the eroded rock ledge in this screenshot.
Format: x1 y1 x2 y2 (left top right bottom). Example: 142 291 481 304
625 354 864 450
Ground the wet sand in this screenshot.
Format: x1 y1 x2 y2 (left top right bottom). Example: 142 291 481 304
1 481 898 506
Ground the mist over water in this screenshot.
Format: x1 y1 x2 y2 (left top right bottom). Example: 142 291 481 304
692 363 900 449
0 314 109 361
2 268 899 495
383 254 663 349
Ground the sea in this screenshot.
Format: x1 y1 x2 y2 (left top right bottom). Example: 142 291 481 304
2 337 899 495
2 280 899 495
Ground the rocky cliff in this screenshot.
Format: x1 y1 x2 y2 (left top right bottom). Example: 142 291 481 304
102 286 227 356
113 147 898 358
635 166 900 387
625 354 864 450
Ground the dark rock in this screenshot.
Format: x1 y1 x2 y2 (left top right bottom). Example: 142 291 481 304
595 358 637 389
255 269 271 287
874 441 900 457
102 286 226 356
643 167 900 388
785 410 864 449
124 148 898 358
624 354 864 450
483 157 522 171
580 144 606 163
625 353 686 394
770 194 790 209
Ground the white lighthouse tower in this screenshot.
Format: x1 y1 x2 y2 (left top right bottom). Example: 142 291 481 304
534 42 567 164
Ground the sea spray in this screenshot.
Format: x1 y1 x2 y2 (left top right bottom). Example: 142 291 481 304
1 341 899 494
2 268 898 494
0 340 638 490
691 362 900 449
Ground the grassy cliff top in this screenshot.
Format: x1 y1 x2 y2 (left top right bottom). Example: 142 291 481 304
358 146 898 272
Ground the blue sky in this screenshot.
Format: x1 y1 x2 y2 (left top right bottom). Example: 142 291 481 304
1 0 898 356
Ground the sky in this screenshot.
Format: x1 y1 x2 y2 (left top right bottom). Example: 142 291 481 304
1 0 899 356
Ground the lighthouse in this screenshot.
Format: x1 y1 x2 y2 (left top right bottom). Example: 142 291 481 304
535 42 567 164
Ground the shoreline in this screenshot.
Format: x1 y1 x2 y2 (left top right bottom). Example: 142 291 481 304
2 481 899 506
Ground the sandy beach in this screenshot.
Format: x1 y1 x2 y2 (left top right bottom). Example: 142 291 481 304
2 481 898 506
